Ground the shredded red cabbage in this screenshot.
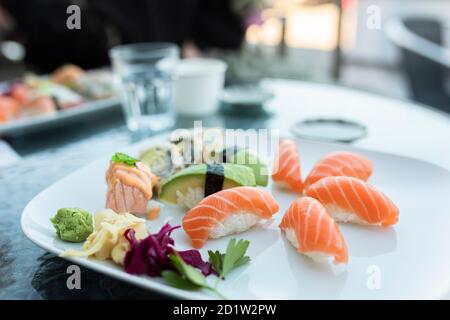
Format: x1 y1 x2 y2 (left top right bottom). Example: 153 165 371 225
123 223 216 277
123 223 178 276
176 249 217 276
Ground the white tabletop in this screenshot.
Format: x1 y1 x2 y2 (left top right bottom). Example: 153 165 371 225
266 79 450 172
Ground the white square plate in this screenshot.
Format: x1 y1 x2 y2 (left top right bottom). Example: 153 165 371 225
21 135 450 299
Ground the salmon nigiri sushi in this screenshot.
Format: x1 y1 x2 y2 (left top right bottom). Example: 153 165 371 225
182 186 279 248
304 151 373 190
0 96 19 122
272 139 303 193
305 176 399 227
279 197 348 264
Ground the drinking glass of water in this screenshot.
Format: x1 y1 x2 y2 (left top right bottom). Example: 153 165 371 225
110 43 179 133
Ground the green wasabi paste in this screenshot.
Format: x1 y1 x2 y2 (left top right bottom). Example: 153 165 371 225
50 208 93 242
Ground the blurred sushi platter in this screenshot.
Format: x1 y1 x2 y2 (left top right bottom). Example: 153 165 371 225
0 64 119 136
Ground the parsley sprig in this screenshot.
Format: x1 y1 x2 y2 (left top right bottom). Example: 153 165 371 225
208 238 251 280
162 254 226 299
111 152 138 166
161 238 251 299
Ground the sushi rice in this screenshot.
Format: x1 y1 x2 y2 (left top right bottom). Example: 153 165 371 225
175 187 204 209
329 205 370 225
284 228 333 264
174 189 265 237
209 213 261 239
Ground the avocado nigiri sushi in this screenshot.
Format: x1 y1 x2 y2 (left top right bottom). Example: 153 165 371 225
159 163 256 209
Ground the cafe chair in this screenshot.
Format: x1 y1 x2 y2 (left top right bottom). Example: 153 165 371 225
385 16 450 113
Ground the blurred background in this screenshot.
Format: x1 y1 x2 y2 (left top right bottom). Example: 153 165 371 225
0 0 449 111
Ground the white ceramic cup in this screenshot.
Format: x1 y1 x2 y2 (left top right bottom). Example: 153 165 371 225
173 58 227 116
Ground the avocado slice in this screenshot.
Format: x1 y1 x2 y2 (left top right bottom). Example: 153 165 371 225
159 163 256 204
229 149 268 186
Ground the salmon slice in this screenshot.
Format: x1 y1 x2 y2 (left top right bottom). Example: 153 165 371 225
10 83 31 105
305 176 399 227
0 96 19 122
106 161 156 215
22 96 57 117
272 139 303 193
279 197 348 264
304 151 373 190
182 186 279 249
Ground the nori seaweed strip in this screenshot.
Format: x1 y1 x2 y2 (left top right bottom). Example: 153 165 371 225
205 164 225 197
52 95 62 111
222 146 242 163
191 137 195 163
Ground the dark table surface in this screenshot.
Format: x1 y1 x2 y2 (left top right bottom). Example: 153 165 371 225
0 106 275 300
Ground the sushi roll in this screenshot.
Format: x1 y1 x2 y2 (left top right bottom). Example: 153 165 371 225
71 70 116 100
170 127 224 165
182 186 279 248
22 96 57 117
272 139 304 193
32 84 84 109
305 176 399 227
279 197 348 264
159 163 256 209
304 151 373 190
106 153 157 215
51 64 85 87
139 145 175 179
0 96 19 122
10 83 31 105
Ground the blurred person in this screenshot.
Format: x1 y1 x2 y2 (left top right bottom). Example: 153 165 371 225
0 0 251 73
